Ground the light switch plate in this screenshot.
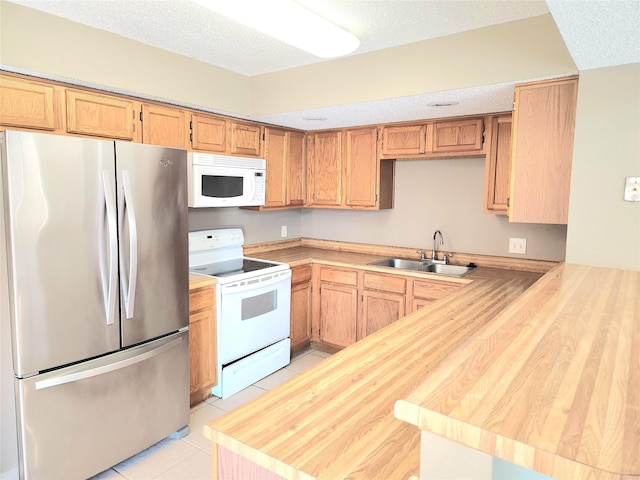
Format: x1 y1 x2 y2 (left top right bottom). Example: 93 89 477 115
281 225 288 237
624 176 640 202
509 237 527 254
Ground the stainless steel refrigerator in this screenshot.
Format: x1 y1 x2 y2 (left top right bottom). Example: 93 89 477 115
0 130 190 479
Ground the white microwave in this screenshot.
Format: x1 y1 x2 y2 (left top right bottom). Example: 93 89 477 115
188 153 266 207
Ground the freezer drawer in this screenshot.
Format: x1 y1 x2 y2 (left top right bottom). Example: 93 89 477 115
14 331 189 480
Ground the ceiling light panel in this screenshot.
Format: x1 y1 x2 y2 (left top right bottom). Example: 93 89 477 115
196 0 360 58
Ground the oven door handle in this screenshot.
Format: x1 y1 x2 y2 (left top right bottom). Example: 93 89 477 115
219 271 291 294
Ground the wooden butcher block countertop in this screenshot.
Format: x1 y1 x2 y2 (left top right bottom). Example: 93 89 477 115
203 257 545 479
395 263 640 480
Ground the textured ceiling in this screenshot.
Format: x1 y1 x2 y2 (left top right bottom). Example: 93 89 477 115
5 0 640 130
7 0 551 76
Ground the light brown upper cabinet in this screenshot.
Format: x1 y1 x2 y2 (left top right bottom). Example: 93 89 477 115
0 75 62 131
264 127 288 208
345 127 378 208
190 112 227 153
190 114 263 157
230 121 263 157
308 128 393 210
379 124 427 156
287 131 306 206
66 89 137 141
141 103 186 149
484 114 512 214
430 118 484 153
247 128 306 211
509 77 578 224
307 130 343 207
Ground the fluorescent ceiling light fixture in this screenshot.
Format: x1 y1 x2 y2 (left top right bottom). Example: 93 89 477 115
197 0 360 58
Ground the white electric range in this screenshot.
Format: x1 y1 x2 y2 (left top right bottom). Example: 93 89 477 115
188 228 291 399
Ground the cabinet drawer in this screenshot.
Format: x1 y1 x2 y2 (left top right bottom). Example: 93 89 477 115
319 267 358 286
291 265 312 284
412 279 461 300
363 272 406 294
189 286 214 313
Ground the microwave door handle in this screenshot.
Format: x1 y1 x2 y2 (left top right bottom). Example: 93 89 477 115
102 171 118 325
120 170 138 319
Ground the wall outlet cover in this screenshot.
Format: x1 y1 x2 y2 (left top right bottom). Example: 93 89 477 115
624 176 640 202
509 237 527 254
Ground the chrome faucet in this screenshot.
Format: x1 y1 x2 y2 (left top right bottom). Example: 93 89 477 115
431 230 452 264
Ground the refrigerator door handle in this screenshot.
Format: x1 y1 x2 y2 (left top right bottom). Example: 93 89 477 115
120 170 138 319
102 171 118 325
35 336 183 390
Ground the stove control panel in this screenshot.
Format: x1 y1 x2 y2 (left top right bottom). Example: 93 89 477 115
189 228 244 253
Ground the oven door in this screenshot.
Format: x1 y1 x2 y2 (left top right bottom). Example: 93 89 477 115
218 270 291 364
189 164 264 207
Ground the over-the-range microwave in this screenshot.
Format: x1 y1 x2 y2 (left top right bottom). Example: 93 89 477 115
188 152 266 207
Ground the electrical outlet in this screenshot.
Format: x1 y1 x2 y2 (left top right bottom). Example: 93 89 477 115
624 176 640 201
509 237 527 254
281 225 288 238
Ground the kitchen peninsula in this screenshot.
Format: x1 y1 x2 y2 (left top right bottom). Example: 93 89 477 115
203 257 638 480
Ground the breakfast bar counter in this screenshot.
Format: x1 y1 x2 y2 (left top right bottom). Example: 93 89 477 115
203 261 639 480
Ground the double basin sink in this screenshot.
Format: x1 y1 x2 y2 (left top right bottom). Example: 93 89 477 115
368 258 475 277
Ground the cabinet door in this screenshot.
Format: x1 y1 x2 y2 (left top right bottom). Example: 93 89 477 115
484 115 512 214
345 127 377 208
264 128 288 207
380 124 426 156
287 131 306 207
191 113 228 153
230 121 262 157
431 118 484 153
510 77 578 224
66 89 137 140
361 290 405 338
141 103 186 149
360 272 406 338
0 76 58 131
189 285 217 406
308 131 342 206
290 266 312 352
319 282 358 347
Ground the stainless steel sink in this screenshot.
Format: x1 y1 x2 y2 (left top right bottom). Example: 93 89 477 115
422 263 474 277
369 258 430 270
368 258 475 277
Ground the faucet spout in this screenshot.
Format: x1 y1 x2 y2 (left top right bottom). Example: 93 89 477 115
432 230 444 262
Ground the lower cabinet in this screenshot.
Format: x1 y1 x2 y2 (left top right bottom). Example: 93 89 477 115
315 266 359 348
407 278 463 314
290 265 312 353
360 272 406 338
189 283 217 406
313 265 460 349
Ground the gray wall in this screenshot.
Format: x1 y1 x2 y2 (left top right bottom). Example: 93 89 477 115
188 207 302 244
189 157 567 262
566 63 640 270
301 158 567 261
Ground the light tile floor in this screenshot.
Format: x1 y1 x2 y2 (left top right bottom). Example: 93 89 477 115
90 347 331 480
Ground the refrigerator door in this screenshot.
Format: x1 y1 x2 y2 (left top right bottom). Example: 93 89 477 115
15 331 189 480
2 131 120 376
116 142 189 346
